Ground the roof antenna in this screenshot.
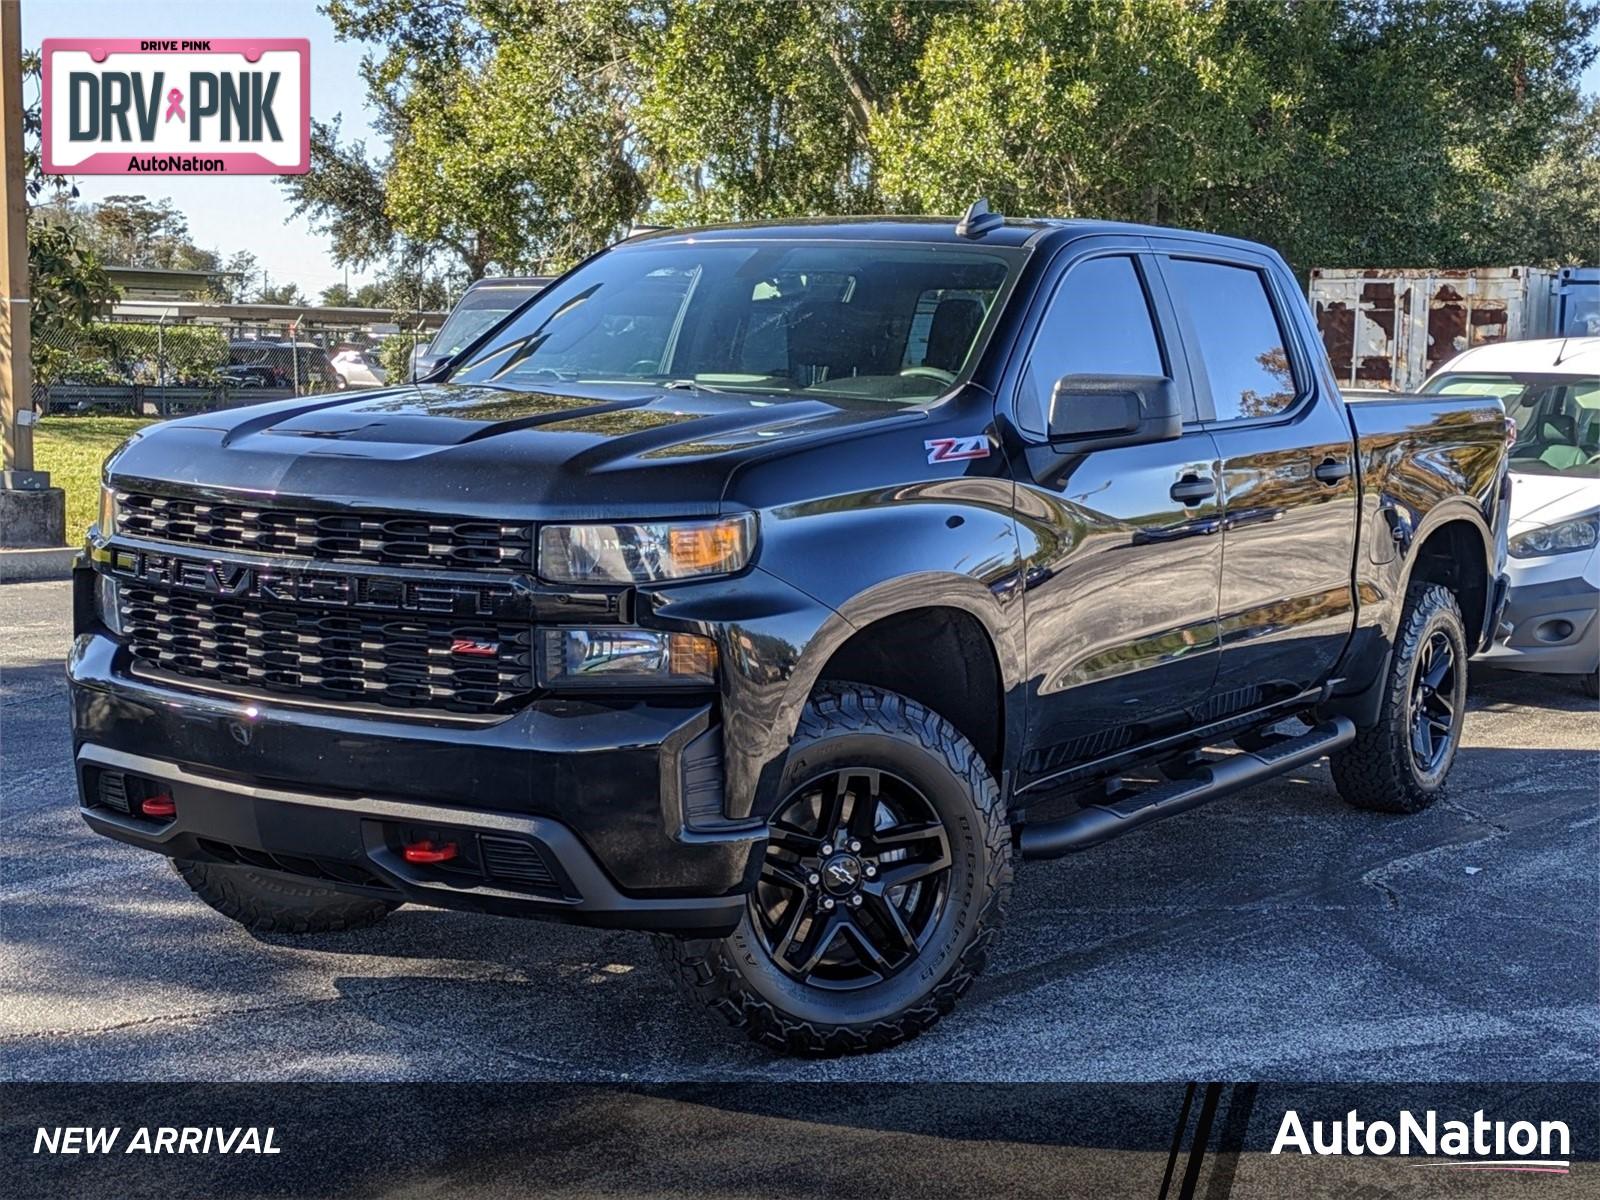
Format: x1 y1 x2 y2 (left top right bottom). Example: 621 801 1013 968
1554 336 1571 366
956 198 1004 238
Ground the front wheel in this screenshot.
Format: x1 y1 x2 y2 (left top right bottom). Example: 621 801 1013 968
658 684 1012 1056
1331 583 1468 813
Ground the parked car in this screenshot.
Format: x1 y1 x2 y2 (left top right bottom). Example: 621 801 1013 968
225 339 339 393
1422 336 1599 696
330 346 389 389
74 208 1510 1056
410 276 551 379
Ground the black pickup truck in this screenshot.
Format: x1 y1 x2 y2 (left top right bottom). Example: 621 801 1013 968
70 207 1510 1056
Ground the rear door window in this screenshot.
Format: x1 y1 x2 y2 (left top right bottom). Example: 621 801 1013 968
1164 259 1301 422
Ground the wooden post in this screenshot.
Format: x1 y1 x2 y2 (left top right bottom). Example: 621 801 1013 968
0 0 31 476
0 4 64 549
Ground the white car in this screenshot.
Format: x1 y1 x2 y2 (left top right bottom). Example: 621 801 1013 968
330 347 389 389
1422 337 1600 696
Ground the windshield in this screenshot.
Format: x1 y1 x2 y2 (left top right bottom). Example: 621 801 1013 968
1425 372 1600 477
447 240 1022 404
430 286 543 358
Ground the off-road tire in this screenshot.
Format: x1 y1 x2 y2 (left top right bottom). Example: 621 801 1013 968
172 858 398 934
1331 583 1467 814
657 684 1012 1056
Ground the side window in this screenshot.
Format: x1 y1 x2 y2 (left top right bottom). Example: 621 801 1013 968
1165 259 1299 422
1020 256 1165 430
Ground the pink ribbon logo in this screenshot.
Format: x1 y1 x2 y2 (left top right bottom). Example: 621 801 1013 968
164 88 185 123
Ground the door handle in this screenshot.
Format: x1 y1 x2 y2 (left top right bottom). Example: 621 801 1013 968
1313 457 1352 485
1169 475 1216 506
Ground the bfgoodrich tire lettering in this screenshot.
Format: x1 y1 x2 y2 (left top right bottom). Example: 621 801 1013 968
172 859 399 934
1331 583 1468 814
657 684 1012 1056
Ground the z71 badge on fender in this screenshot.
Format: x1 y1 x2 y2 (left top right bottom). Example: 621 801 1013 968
924 435 990 464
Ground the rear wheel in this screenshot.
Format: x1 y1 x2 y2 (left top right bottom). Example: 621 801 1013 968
658 684 1012 1056
1331 583 1468 813
172 859 398 934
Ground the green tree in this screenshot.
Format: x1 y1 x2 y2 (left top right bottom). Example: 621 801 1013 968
320 280 389 307
214 250 262 303
300 0 1598 280
283 118 399 270
1490 96 1600 265
873 0 1286 225
256 279 307 306
1221 0 1600 267
640 1 947 223
21 50 118 384
29 224 118 385
72 194 221 271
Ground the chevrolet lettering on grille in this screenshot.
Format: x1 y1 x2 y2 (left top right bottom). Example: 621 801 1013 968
106 546 516 617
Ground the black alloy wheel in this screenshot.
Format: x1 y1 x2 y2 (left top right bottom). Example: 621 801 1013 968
1331 582 1468 813
656 683 1011 1056
1408 629 1459 774
753 767 952 990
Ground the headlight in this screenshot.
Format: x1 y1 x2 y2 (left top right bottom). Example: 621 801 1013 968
97 484 121 538
539 628 718 689
1509 513 1600 558
538 515 754 585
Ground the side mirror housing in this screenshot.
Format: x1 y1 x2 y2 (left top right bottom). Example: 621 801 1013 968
1047 374 1182 451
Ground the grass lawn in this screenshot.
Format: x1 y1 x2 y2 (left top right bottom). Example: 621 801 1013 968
34 416 158 544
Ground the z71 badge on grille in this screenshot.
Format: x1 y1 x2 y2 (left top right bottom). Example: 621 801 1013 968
924 435 990 464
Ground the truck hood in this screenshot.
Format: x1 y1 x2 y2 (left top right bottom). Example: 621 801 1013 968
1507 471 1600 534
106 382 918 520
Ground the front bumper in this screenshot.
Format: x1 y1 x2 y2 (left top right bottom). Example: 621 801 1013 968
1477 572 1599 676
69 623 765 935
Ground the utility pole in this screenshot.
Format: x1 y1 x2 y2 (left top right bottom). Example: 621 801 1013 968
0 1 66 552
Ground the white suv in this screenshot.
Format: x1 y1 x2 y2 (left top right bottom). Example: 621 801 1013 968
1424 337 1600 696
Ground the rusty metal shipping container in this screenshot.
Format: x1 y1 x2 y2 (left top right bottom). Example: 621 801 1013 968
1309 266 1562 391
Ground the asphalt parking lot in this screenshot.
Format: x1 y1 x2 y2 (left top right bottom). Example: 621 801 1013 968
3 578 1596 1083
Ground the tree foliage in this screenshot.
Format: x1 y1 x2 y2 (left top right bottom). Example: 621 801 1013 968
299 0 1599 278
35 194 221 273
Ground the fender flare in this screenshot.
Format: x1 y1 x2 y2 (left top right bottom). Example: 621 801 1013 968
743 571 1025 819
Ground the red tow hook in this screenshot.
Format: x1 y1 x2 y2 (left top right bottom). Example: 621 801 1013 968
139 794 177 819
402 839 458 865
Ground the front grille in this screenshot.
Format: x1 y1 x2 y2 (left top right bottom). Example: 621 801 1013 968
121 585 533 714
118 491 532 571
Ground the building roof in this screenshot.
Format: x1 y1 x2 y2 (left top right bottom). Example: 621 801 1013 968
104 265 228 300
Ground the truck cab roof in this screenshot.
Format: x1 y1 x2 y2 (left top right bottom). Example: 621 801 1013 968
623 214 1286 259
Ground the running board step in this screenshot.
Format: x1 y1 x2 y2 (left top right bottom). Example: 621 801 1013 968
1016 716 1356 860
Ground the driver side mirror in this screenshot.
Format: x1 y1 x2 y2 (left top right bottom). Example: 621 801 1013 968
1047 374 1182 452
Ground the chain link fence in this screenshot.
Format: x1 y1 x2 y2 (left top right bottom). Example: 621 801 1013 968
35 307 440 417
